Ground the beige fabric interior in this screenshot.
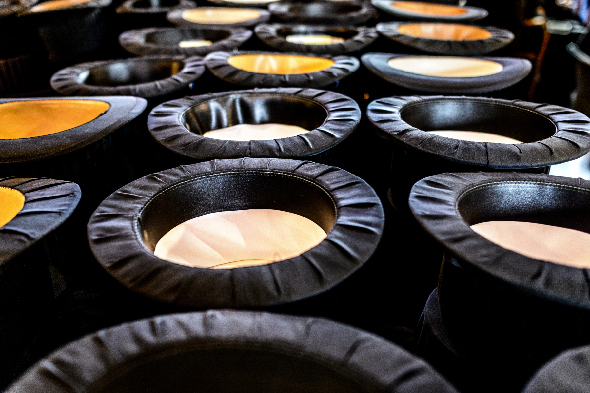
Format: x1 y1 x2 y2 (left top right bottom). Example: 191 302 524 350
0 187 25 229
398 23 492 41
471 221 590 269
286 34 345 45
0 100 109 139
30 0 91 12
203 123 309 141
390 1 468 16
386 56 503 77
178 40 212 48
227 54 335 74
154 209 327 269
181 8 261 24
427 131 522 143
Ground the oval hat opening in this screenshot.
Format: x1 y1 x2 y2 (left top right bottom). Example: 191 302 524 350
167 7 271 28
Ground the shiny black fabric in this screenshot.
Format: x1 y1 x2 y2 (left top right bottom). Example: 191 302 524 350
254 24 378 55
50 55 205 99
88 158 384 308
367 96 590 169
119 27 252 56
361 53 532 94
0 177 80 389
524 346 590 393
0 96 146 164
147 88 360 160
7 310 458 393
205 51 359 88
371 0 487 22
376 22 514 55
116 0 195 15
167 7 270 28
409 172 590 392
268 1 376 25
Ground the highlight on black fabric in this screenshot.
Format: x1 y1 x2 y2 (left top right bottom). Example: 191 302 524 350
268 1 376 25
524 345 590 393
254 24 378 55
116 0 196 16
6 310 460 393
147 88 361 160
119 26 252 56
167 7 270 28
371 0 487 22
376 22 514 55
361 53 532 93
408 172 590 392
50 55 205 98
205 51 359 88
87 158 384 309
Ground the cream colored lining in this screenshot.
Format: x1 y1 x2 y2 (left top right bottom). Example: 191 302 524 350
471 221 590 269
181 8 261 24
0 100 109 139
227 54 335 74
390 1 468 16
203 123 309 141
154 209 327 269
30 0 91 12
428 131 521 143
387 56 503 77
0 187 25 229
178 40 212 48
285 34 345 45
398 23 492 41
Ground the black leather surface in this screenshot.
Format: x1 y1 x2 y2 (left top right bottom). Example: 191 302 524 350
87 158 384 308
119 26 252 56
167 7 270 28
148 88 360 160
6 310 459 393
50 55 205 98
255 24 378 55
205 51 359 88
268 1 376 25
524 345 590 393
361 53 532 93
371 0 487 22
376 22 514 55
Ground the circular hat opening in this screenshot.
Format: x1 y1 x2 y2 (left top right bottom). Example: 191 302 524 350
29 0 91 11
227 54 335 74
399 98 555 144
458 180 590 269
181 8 261 24
141 171 336 269
145 28 231 48
386 56 503 78
133 0 181 8
0 187 24 228
0 100 110 139
390 1 467 16
397 23 492 41
82 59 185 86
276 26 356 45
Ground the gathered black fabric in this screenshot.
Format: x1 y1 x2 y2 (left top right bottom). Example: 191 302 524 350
0 96 146 164
371 0 487 22
361 53 532 93
0 177 81 265
205 51 359 88
366 96 590 169
7 310 459 393
376 22 514 55
147 88 361 160
254 24 378 55
119 27 252 56
268 1 376 25
524 345 590 393
50 55 204 98
167 7 270 28
116 0 195 15
88 158 384 309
